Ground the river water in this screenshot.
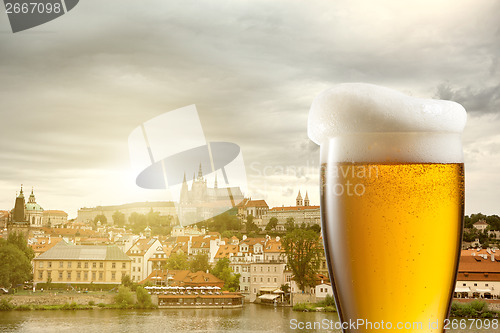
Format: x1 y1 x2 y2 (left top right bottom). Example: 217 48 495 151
0 304 497 333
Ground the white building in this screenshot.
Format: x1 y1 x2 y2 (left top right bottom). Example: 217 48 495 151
126 238 162 282
262 191 320 230
454 249 500 299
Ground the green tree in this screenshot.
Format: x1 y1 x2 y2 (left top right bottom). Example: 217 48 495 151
265 217 278 231
0 243 32 288
190 253 210 273
221 230 234 239
112 211 126 227
114 286 134 306
135 286 153 308
94 214 107 225
285 217 295 232
165 252 189 270
121 274 133 288
129 212 147 234
246 214 259 233
211 258 240 291
282 229 322 291
309 224 321 234
210 213 241 233
7 232 34 261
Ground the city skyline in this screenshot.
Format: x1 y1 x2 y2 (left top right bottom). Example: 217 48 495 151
1 1 500 218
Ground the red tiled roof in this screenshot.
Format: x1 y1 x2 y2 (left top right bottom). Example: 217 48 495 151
215 244 238 259
245 200 269 208
126 238 157 256
141 270 224 287
473 220 488 226
43 210 68 216
264 240 283 253
269 206 320 212
458 255 500 273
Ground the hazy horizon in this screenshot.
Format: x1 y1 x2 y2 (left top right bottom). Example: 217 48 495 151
1 0 499 219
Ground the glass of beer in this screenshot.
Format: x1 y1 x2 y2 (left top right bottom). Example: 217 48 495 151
308 83 466 332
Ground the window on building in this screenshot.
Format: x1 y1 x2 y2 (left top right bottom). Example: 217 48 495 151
77 272 81 280
59 272 63 280
463 283 466 286
67 272 71 280
260 277 263 282
133 267 135 272
485 284 489 287
67 262 72 268
59 262 64 268
100 262 104 269
253 288 256 294
138 267 141 272
92 262 97 268
47 271 51 279
112 263 116 269
84 272 88 280
253 267 256 272
253 277 256 282
48 262 52 268
260 267 263 272
38 271 43 279
244 286 248 291
84 262 88 269
274 277 277 283
267 267 270 272
92 272 96 280
474 283 477 286
99 272 103 280
39 262 44 268
274 267 277 272
122 263 126 269
112 272 116 280
267 278 270 282
77 262 81 268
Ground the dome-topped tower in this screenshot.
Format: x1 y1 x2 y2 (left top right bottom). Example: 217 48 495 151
25 187 44 226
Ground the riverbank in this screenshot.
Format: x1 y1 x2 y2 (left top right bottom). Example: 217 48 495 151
0 293 114 307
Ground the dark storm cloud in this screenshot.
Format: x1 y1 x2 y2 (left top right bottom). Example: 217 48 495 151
435 83 500 114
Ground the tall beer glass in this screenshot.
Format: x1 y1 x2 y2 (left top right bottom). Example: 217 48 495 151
309 84 466 332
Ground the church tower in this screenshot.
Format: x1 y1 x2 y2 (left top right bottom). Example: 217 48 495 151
8 185 30 238
180 173 189 204
25 187 44 226
304 191 310 207
296 190 303 207
12 185 26 223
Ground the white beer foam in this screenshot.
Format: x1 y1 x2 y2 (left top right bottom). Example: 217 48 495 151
309 83 467 163
308 83 467 144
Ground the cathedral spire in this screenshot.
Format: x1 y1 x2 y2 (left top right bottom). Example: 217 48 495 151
19 184 24 198
296 190 303 207
198 163 203 179
304 191 310 207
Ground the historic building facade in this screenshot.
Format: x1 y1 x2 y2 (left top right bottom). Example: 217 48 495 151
261 191 320 230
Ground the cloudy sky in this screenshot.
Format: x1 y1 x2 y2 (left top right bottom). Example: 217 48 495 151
0 0 499 219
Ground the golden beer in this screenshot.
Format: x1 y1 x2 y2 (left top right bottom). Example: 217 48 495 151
309 83 467 332
321 162 464 332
